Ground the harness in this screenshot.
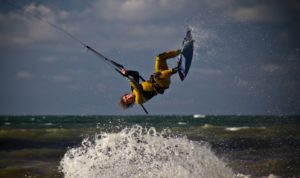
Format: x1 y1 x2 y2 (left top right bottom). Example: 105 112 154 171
150 72 169 94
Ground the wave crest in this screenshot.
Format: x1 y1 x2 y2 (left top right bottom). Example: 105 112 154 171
59 125 234 178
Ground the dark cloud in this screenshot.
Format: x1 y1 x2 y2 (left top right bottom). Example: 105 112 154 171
0 0 299 115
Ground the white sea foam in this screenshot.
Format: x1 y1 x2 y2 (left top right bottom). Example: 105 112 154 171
225 127 250 131
4 122 11 125
177 122 187 125
235 173 279 178
202 124 215 129
193 114 206 118
59 125 235 178
44 123 53 126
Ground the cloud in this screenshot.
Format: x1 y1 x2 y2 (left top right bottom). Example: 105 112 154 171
53 75 72 82
16 71 34 80
40 55 59 63
74 0 192 51
262 64 281 73
202 0 294 23
234 76 250 88
95 83 108 93
93 0 187 22
0 3 68 46
202 0 236 9
228 5 281 23
0 0 191 51
191 68 222 76
111 24 180 50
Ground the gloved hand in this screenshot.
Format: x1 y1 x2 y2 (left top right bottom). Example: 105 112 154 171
121 68 128 76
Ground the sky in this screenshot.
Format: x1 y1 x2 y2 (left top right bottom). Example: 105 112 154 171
0 0 300 115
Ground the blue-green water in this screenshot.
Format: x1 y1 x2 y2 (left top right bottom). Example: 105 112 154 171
0 115 299 177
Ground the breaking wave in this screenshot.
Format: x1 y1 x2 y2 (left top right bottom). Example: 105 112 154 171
59 125 235 178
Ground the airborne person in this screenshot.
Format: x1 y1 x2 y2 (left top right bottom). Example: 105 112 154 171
119 49 182 109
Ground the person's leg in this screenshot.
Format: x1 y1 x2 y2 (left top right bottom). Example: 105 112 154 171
154 68 179 88
160 69 177 78
155 49 181 72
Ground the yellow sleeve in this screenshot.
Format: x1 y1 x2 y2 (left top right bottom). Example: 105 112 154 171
129 80 145 104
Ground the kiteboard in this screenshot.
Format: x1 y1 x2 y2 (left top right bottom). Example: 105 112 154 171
178 29 194 81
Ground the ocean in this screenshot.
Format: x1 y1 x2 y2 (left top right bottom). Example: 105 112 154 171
0 115 299 178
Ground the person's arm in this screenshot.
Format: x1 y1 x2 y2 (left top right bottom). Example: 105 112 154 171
121 69 140 82
126 70 140 82
128 76 145 104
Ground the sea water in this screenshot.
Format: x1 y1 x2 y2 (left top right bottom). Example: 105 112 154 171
0 115 299 177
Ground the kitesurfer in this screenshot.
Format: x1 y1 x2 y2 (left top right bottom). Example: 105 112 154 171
119 49 181 109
